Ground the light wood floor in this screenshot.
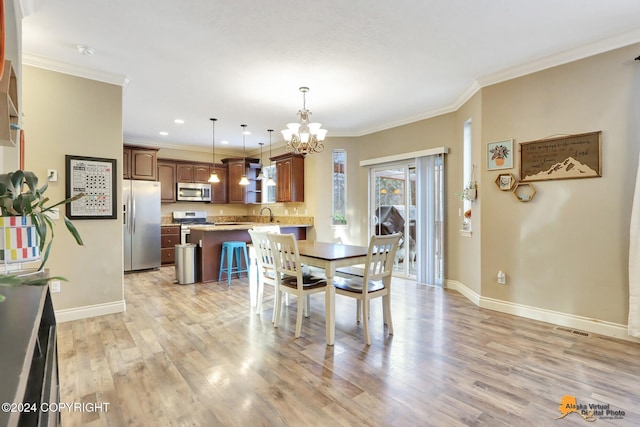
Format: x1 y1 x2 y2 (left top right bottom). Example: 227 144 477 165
57 267 640 426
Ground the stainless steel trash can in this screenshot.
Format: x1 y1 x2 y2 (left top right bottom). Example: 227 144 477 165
175 243 196 284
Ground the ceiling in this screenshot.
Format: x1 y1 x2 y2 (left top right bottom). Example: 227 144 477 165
20 0 640 153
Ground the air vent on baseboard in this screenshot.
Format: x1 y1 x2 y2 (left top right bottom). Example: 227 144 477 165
555 326 590 337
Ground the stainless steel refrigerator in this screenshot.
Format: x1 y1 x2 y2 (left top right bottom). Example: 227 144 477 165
123 180 161 271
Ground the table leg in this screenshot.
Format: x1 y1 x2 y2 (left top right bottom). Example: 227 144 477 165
325 264 336 345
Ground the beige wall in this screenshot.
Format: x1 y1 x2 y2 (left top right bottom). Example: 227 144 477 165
479 43 640 324
23 66 124 312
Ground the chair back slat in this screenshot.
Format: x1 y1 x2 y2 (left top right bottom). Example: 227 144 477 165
248 229 275 272
268 233 304 288
364 233 401 283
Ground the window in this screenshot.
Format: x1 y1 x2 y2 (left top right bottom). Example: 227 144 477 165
332 149 347 225
261 165 276 203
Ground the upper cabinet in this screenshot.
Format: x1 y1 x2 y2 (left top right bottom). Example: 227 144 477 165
223 158 261 204
157 160 177 203
271 153 304 202
0 60 19 146
176 163 211 183
123 145 158 181
210 165 228 204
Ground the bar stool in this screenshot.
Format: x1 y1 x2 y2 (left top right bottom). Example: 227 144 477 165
218 241 249 286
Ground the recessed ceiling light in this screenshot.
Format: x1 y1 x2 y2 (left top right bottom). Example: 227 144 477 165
221 140 229 145
159 131 168 136
76 45 95 56
174 119 184 124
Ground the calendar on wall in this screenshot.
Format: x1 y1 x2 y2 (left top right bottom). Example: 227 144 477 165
65 155 117 219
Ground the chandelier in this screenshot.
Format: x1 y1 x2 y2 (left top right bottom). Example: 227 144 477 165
281 86 327 156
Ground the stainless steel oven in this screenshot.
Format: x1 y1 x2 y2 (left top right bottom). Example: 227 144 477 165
176 182 212 202
173 211 215 244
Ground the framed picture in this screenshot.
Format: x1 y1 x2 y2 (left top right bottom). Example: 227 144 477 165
487 139 513 170
519 131 601 182
65 155 117 219
499 174 513 191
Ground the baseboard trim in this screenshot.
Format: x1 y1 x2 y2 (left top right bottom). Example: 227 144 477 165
55 300 126 323
445 280 640 344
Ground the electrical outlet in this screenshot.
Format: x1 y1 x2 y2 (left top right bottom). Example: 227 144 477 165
50 280 61 293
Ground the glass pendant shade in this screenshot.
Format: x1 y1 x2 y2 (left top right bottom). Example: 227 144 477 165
208 172 220 183
239 175 250 186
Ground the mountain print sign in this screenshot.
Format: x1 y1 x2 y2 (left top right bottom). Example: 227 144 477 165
519 132 601 182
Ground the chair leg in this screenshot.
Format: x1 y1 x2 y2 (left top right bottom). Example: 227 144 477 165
304 294 311 318
227 248 233 286
356 300 362 323
383 294 393 335
255 277 264 315
295 295 304 337
235 248 242 279
273 289 282 328
218 248 225 282
363 296 371 345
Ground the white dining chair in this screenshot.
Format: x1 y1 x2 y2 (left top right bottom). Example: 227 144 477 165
248 228 280 321
267 232 328 338
333 233 401 345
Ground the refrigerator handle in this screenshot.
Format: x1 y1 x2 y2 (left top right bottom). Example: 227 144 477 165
132 197 136 234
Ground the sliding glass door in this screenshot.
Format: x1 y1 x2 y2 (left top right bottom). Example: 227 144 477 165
370 154 444 285
371 164 417 277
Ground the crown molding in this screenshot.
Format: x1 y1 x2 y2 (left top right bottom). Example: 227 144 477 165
22 52 132 89
359 28 640 137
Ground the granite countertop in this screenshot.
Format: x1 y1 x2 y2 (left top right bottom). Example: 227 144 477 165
187 222 312 231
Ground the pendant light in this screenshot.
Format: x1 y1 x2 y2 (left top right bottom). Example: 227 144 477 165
266 129 276 186
256 142 265 180
208 118 220 183
239 124 250 186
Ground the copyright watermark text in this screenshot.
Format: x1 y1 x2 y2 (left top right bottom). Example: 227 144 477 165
2 402 110 413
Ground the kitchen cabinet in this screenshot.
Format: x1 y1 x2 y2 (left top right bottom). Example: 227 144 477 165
0 60 19 147
124 145 158 180
161 225 181 264
176 163 211 183
223 158 261 204
271 153 304 202
157 160 177 203
210 165 228 204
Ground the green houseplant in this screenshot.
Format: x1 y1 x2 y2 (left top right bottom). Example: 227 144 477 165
0 170 84 298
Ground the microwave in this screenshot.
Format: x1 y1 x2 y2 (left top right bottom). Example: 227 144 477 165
176 182 212 202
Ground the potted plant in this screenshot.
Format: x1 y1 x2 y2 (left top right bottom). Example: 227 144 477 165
0 170 84 298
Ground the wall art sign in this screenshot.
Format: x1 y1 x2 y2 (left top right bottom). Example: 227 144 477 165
519 131 602 182
487 139 513 170
65 155 117 219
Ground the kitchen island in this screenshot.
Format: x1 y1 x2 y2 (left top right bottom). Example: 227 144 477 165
188 223 309 283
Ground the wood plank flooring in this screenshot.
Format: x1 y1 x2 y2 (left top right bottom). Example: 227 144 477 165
57 267 640 426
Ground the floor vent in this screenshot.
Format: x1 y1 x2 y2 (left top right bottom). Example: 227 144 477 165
555 326 590 337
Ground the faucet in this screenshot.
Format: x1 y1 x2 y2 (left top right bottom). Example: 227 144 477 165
259 206 274 223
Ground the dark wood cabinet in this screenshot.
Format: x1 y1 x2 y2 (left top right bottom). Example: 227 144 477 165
176 162 213 184
210 165 228 204
223 158 261 204
161 225 181 264
272 153 304 202
157 160 177 203
0 281 59 427
124 145 158 181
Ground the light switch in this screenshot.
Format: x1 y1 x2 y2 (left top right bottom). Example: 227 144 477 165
47 169 58 182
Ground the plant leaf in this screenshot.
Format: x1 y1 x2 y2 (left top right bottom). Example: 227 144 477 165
64 215 84 245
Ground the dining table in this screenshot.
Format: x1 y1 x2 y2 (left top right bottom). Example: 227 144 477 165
248 239 369 345
296 240 369 345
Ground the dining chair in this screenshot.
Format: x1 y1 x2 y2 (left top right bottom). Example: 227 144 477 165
267 232 328 338
333 233 402 345
248 228 279 321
